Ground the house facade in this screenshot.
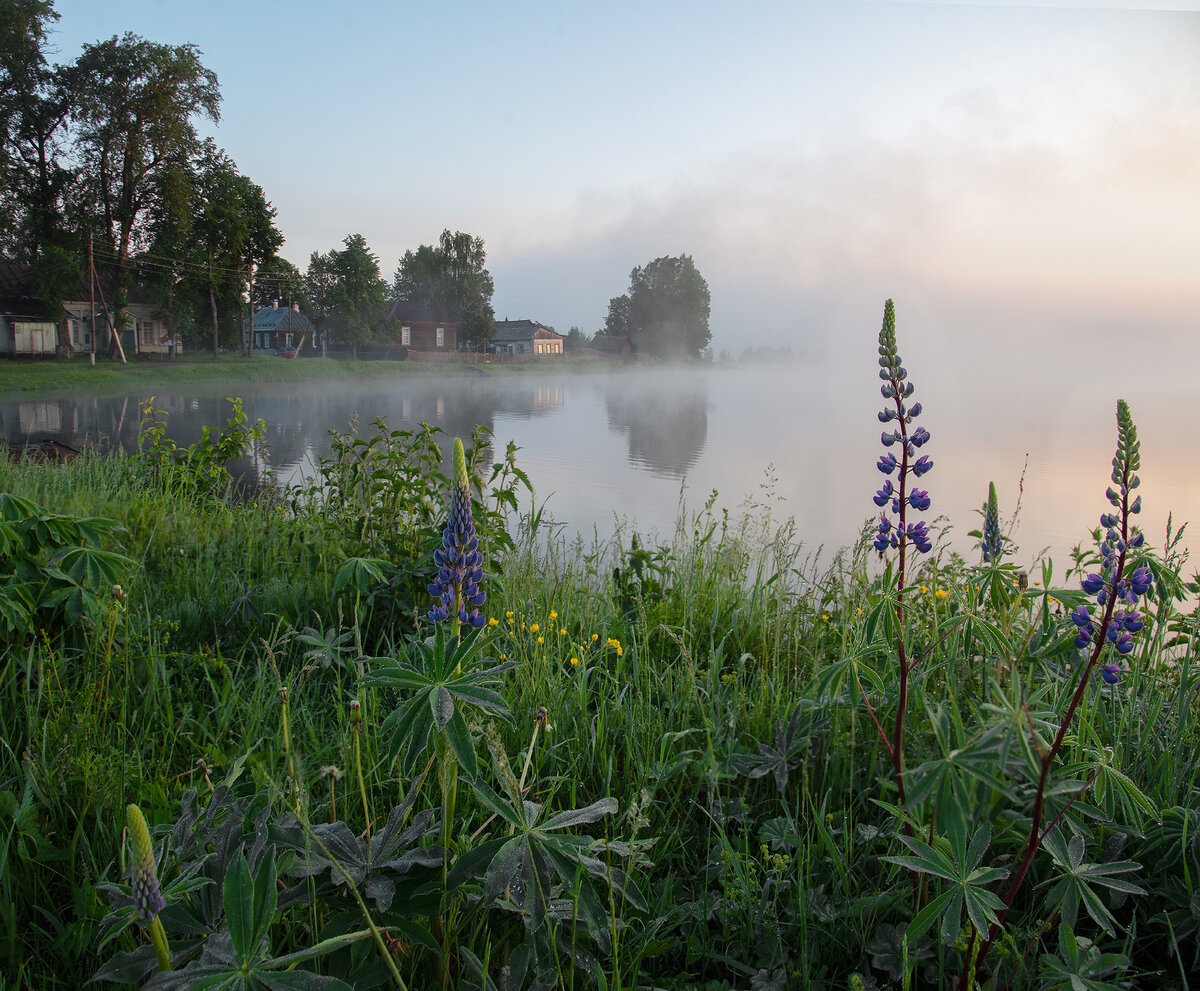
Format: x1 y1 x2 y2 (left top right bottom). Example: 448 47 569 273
385 301 457 352
489 320 564 356
0 263 60 357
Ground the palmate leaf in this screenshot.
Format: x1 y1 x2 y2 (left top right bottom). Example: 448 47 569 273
366 625 516 777
886 819 1007 946
1040 829 1145 935
272 801 442 912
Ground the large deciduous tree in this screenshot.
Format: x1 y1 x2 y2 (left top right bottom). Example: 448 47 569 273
604 254 711 358
391 229 495 347
1 0 81 350
327 234 386 359
70 33 220 305
140 142 282 357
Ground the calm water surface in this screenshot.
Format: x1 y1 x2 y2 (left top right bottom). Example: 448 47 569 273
3 361 1195 572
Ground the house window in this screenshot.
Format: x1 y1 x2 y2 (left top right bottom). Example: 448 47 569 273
401 325 411 346
436 327 444 347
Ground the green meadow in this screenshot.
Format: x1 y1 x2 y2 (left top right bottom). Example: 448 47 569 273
1 315 1197 990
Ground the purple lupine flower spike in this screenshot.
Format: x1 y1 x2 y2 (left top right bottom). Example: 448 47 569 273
428 437 487 629
127 804 166 923
1072 401 1149 685
870 300 933 559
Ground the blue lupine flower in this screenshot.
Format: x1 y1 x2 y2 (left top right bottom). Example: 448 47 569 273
1073 401 1149 663
1101 663 1121 685
127 804 166 923
427 437 487 629
981 481 1003 563
870 300 933 559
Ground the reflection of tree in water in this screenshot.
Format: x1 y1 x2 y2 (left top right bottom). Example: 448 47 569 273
604 375 708 478
0 383 499 494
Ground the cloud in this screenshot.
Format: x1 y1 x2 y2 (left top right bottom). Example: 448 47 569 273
488 92 1200 353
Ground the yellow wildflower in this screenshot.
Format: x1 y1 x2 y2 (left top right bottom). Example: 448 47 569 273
918 585 928 594
935 589 950 600
537 636 544 644
488 617 499 627
549 610 558 620
591 633 599 641
530 623 540 633
570 656 579 666
558 628 567 636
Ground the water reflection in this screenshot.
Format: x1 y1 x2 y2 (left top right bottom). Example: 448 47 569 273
1 364 1196 568
603 373 707 478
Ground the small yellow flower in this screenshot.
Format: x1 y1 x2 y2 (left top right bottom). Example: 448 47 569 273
488 617 499 627
856 607 863 617
591 633 599 641
499 653 507 660
918 585 928 594
506 610 514 618
558 628 567 636
821 614 830 621
537 636 544 644
570 656 579 666
549 610 558 620
530 623 540 633
935 589 950 600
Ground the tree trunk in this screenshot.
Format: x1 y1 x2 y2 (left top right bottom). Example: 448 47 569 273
210 283 220 360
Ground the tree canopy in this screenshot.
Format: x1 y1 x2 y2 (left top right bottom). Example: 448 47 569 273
603 254 711 358
391 229 495 345
320 234 387 357
70 32 221 292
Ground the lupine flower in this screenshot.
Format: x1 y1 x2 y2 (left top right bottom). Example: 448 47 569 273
127 804 166 923
981 481 1003 563
1072 401 1149 672
427 438 486 628
871 300 933 559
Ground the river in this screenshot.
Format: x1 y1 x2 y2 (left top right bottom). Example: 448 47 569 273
2 360 1195 573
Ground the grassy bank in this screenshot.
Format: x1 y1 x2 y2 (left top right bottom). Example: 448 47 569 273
0 351 619 398
1 388 1198 990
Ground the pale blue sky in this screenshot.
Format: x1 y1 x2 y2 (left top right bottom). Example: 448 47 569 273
46 1 1200 358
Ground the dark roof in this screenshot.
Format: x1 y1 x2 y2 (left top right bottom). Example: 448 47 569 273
388 300 455 324
588 334 632 353
248 306 315 333
0 262 55 320
492 320 562 343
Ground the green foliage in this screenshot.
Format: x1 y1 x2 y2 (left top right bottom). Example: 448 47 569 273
136 396 267 496
0 490 130 641
390 229 496 344
365 624 516 777
605 254 712 357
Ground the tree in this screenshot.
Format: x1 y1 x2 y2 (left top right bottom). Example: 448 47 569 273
603 254 711 358
564 326 592 351
391 229 495 347
0 1 81 351
327 234 386 358
70 33 221 310
140 142 283 357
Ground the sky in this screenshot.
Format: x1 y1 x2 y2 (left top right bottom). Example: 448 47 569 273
44 0 1200 358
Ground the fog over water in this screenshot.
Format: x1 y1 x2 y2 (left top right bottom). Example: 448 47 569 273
5 355 1196 574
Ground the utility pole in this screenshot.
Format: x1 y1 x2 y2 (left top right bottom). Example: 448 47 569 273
245 260 254 357
88 232 96 366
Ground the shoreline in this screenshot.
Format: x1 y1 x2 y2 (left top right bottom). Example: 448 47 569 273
0 351 623 399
